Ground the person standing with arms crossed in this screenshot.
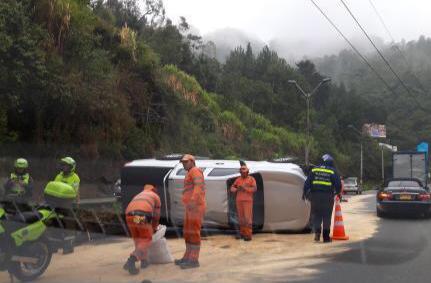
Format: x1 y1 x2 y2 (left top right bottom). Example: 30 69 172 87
175 154 206 269
230 160 256 241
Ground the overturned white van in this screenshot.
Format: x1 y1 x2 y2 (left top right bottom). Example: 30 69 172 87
120 157 310 232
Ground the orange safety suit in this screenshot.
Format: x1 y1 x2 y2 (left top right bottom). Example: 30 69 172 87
231 175 257 239
182 166 206 261
125 185 161 261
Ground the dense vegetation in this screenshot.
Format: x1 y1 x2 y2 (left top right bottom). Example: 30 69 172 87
2 0 428 180
315 37 431 150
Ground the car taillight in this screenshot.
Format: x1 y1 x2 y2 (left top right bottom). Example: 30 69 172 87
418 193 431 201
378 192 392 201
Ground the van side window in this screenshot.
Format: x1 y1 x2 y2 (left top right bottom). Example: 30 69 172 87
177 168 206 176
208 168 238 177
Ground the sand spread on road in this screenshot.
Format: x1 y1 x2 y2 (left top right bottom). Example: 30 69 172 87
1 193 377 283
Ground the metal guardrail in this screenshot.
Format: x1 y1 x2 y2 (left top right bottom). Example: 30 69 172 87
73 197 129 239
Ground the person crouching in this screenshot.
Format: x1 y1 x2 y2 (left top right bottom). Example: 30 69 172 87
123 184 161 275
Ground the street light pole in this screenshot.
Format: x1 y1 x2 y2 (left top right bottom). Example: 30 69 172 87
288 78 331 167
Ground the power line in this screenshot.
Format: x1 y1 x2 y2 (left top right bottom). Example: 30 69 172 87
368 0 395 42
368 0 426 92
340 0 422 104
309 0 394 94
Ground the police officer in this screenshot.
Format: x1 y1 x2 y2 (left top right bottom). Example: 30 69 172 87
54 156 80 254
54 157 80 202
3 158 34 204
303 154 342 243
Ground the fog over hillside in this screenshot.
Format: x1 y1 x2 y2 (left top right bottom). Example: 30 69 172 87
165 0 431 63
200 28 386 63
202 28 266 62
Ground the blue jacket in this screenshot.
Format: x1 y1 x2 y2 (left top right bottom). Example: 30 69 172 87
303 163 342 197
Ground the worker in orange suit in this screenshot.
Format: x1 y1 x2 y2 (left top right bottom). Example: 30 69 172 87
123 184 161 275
175 154 206 269
230 160 257 241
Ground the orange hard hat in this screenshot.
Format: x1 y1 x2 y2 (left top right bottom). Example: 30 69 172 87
143 184 156 192
180 154 195 163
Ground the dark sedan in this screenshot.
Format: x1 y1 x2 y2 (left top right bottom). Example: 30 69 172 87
376 178 431 218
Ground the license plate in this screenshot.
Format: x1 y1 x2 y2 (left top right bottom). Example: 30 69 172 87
399 194 412 200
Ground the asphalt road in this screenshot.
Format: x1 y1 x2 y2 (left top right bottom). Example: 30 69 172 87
1 192 431 283
291 192 431 283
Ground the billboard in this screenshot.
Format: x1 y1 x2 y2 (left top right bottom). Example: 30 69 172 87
417 142 429 162
362 123 386 138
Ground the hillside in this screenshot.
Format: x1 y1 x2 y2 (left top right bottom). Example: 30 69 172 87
0 0 396 179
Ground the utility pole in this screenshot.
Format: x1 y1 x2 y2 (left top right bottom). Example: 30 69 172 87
349 125 364 188
382 146 385 183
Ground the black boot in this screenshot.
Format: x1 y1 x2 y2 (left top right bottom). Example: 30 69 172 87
180 260 200 269
174 258 187 265
323 229 332 243
123 256 139 275
314 228 321 242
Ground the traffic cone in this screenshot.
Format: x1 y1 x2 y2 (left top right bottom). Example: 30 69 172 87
331 197 349 241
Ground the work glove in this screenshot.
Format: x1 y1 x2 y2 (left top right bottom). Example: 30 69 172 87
230 185 238 193
337 194 342 202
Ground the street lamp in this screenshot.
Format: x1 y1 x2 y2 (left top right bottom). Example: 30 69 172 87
348 124 363 188
288 78 331 167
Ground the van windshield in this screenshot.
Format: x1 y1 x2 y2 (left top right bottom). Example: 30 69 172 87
344 178 357 185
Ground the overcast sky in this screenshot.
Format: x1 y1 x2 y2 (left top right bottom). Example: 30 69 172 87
163 0 431 58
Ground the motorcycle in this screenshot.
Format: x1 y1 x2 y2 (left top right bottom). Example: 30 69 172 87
0 200 60 281
0 181 79 282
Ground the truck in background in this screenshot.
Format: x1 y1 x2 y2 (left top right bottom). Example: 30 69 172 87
392 151 429 188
